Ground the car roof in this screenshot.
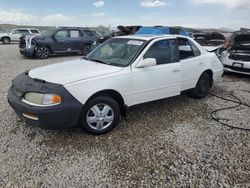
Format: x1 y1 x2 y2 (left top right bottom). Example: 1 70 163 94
115 34 189 41
14 28 39 30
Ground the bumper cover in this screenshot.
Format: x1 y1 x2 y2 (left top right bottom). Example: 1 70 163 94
220 55 250 75
7 72 83 129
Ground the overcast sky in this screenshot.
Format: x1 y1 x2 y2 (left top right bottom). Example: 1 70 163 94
0 0 249 29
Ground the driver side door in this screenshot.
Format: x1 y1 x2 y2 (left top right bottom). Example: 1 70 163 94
129 39 181 106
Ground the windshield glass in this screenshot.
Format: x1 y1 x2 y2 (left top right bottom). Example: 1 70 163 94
86 38 146 67
41 28 56 37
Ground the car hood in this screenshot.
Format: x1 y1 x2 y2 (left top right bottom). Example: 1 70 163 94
29 59 124 85
232 34 250 50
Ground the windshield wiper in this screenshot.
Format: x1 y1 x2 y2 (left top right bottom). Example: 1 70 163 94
89 58 111 65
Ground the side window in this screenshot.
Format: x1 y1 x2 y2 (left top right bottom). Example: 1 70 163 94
19 30 29 34
12 30 21 34
70 30 81 38
177 38 196 60
31 30 39 34
189 40 201 57
83 30 94 37
54 30 69 39
144 39 179 65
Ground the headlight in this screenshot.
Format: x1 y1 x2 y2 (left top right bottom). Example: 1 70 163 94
22 92 62 106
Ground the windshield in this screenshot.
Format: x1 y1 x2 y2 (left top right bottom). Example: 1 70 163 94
86 38 146 67
41 28 56 37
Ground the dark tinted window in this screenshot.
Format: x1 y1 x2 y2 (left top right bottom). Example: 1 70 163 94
31 30 39 34
55 30 69 39
177 38 198 60
83 30 94 37
144 39 179 65
19 30 29 34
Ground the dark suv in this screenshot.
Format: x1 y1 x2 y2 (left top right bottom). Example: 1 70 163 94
19 27 97 59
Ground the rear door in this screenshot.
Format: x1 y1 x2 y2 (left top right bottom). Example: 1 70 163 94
129 39 181 106
177 37 204 90
68 29 83 52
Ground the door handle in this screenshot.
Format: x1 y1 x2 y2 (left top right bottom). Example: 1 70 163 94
172 69 180 73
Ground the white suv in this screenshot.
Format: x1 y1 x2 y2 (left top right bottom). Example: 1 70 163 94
0 28 40 44
8 35 223 134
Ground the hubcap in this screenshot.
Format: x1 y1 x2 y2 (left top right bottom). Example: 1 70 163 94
86 104 114 130
37 47 49 58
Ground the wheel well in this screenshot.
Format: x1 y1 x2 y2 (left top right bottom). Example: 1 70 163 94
203 69 213 87
87 90 126 115
2 36 10 40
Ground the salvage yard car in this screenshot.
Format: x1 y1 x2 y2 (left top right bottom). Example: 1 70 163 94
220 29 250 75
19 27 97 59
8 35 223 134
0 28 40 44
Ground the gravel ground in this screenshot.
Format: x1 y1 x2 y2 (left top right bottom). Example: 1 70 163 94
0 44 249 188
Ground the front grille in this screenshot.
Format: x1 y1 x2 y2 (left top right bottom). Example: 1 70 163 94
229 51 250 61
225 65 250 73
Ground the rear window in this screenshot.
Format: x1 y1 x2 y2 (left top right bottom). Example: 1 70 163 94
83 30 94 37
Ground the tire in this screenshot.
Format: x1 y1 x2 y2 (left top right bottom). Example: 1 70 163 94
2 37 10 44
35 46 50 59
189 72 212 99
81 96 121 135
82 45 91 56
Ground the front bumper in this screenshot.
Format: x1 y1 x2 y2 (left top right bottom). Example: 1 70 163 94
7 72 83 129
220 55 250 75
19 46 35 57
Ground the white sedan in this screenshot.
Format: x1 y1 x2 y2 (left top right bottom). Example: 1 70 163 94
8 35 223 134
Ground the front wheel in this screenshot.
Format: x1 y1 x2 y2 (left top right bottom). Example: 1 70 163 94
81 96 121 135
35 46 50 59
189 72 212 99
2 37 10 44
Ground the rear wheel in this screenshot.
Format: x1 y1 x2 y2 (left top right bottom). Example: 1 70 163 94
2 37 10 44
189 72 212 99
82 45 91 56
35 46 50 59
81 96 120 135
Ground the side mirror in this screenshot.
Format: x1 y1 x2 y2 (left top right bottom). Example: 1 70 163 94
136 58 157 68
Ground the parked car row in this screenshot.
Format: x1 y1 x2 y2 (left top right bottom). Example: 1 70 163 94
2 26 250 75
